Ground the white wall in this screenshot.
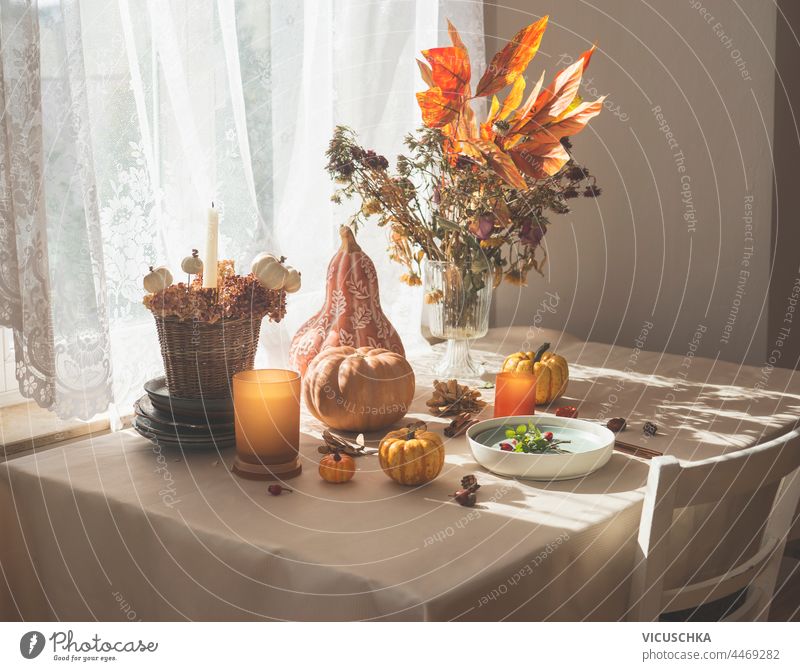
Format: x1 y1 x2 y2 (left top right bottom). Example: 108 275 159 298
485 0 778 366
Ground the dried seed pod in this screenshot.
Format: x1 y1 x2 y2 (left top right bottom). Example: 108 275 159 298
643 421 658 437
444 412 479 437
426 379 486 417
317 429 375 457
607 417 627 433
451 488 477 507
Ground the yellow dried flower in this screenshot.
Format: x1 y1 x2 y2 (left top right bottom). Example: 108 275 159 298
400 273 422 286
479 238 504 248
424 289 443 304
361 199 382 216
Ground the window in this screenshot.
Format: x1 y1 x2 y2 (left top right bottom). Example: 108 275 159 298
0 329 22 408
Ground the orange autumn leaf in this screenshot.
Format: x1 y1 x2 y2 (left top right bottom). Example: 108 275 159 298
579 44 596 70
417 59 434 87
416 87 462 127
441 101 481 159
513 96 604 156
539 97 606 141
517 46 596 132
476 16 548 98
509 139 570 179
458 99 479 140
464 138 528 189
413 18 604 187
507 70 545 134
497 75 526 121
447 18 467 52
480 95 501 140
422 46 470 98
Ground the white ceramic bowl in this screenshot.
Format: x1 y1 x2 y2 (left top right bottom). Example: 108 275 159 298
466 415 615 481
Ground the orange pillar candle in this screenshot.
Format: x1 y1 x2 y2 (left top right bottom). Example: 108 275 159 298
232 369 302 480
494 372 538 418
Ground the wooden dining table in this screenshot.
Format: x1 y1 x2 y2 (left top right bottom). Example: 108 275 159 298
2 326 799 621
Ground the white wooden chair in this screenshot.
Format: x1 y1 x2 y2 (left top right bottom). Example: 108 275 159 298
629 428 800 621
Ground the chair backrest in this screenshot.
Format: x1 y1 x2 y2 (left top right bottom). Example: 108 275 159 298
628 428 800 621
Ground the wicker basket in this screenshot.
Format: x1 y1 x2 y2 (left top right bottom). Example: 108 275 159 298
154 316 261 399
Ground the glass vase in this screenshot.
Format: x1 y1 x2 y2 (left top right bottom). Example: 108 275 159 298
424 259 492 379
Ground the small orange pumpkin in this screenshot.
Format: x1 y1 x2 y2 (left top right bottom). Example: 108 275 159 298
319 451 356 484
378 424 445 486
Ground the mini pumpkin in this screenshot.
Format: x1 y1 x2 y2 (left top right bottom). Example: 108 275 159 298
143 265 173 294
181 249 203 275
501 342 569 405
319 450 356 484
251 253 288 290
303 346 415 432
378 424 445 486
282 266 302 293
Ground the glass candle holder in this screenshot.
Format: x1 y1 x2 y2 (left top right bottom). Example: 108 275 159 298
494 372 538 418
232 369 302 480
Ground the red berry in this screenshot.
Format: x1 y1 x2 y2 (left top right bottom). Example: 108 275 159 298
544 431 554 441
555 406 578 418
499 442 514 451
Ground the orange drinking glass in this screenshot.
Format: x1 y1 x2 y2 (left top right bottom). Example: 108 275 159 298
493 372 538 417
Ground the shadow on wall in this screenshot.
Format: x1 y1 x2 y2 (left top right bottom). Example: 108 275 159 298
483 0 798 370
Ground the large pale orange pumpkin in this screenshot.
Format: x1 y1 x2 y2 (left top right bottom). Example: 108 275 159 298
501 342 569 405
378 425 445 486
303 346 415 432
289 227 404 375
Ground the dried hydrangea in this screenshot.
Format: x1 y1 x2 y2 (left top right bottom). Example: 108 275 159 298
143 260 286 324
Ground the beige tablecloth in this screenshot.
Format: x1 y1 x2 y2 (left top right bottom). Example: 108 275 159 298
2 327 798 621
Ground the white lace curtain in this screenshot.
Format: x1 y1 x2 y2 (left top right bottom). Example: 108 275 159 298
0 0 485 421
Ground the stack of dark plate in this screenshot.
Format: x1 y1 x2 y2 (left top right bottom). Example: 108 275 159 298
133 376 235 450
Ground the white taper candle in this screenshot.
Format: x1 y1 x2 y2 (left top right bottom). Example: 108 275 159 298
202 203 219 289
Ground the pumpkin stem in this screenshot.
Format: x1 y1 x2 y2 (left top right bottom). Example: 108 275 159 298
191 249 198 257
333 451 342 462
148 266 154 272
339 226 362 253
533 342 550 364
404 420 426 440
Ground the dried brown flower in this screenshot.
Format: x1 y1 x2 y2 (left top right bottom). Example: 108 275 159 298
143 260 286 324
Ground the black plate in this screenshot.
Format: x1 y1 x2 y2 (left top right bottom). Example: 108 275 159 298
133 413 234 442
144 377 234 418
134 395 234 432
133 419 236 450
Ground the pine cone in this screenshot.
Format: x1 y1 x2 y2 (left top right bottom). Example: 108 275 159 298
426 379 486 417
